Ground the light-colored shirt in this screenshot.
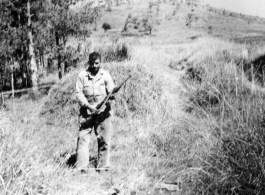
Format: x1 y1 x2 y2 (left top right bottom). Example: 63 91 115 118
76 68 115 108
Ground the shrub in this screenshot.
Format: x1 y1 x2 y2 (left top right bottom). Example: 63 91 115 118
208 25 213 34
102 22 111 32
94 42 131 62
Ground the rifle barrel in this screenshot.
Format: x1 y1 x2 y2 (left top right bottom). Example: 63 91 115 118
113 75 131 93
95 75 131 111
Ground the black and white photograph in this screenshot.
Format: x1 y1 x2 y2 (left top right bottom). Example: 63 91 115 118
1 0 265 194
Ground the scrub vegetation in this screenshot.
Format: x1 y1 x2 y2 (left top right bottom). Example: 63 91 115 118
1 0 265 195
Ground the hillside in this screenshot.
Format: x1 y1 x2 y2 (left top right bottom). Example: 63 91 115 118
1 1 265 195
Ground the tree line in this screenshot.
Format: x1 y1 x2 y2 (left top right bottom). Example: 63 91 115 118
0 0 102 96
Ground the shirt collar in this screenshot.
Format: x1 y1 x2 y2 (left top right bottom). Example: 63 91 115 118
86 68 103 80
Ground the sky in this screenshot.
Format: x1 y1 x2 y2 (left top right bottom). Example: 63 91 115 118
205 0 265 18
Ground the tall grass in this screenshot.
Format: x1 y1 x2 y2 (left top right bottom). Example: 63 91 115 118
181 37 265 194
2 32 265 195
94 41 131 62
3 36 211 194
23 57 173 194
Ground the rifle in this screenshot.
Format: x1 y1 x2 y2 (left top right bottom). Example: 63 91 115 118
92 75 132 115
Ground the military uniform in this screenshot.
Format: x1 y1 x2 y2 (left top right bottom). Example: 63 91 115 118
76 68 115 170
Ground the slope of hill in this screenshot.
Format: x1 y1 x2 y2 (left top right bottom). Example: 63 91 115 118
1 1 265 195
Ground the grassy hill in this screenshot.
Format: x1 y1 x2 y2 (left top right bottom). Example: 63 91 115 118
1 1 265 194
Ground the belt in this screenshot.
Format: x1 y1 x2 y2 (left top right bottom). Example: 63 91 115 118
86 95 105 104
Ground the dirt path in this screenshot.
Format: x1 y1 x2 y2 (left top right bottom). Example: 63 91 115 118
132 44 187 107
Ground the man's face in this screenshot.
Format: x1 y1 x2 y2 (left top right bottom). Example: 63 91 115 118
89 58 100 72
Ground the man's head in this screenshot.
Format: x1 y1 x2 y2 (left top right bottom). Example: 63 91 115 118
88 52 101 74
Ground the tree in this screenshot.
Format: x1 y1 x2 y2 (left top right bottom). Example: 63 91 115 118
144 18 153 35
186 13 192 27
146 22 153 35
0 0 103 93
102 22 111 32
106 0 112 11
122 13 132 32
0 0 50 96
27 0 38 95
49 0 102 79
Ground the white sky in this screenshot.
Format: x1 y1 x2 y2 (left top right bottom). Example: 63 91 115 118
205 0 265 18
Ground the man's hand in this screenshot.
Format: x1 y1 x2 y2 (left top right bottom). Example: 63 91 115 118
87 105 97 114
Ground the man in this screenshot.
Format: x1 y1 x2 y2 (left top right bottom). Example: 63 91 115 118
75 52 115 172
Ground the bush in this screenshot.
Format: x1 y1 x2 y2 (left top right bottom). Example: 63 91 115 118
94 42 131 62
102 22 111 32
207 25 213 34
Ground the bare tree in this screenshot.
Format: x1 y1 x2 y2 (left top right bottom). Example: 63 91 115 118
27 0 38 95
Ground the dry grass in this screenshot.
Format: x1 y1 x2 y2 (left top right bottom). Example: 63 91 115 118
2 1 265 195
177 37 265 194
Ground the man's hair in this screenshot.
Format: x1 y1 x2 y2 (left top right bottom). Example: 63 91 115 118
89 52 101 63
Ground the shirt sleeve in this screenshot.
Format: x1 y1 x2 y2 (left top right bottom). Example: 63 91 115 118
76 73 89 108
104 71 115 94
